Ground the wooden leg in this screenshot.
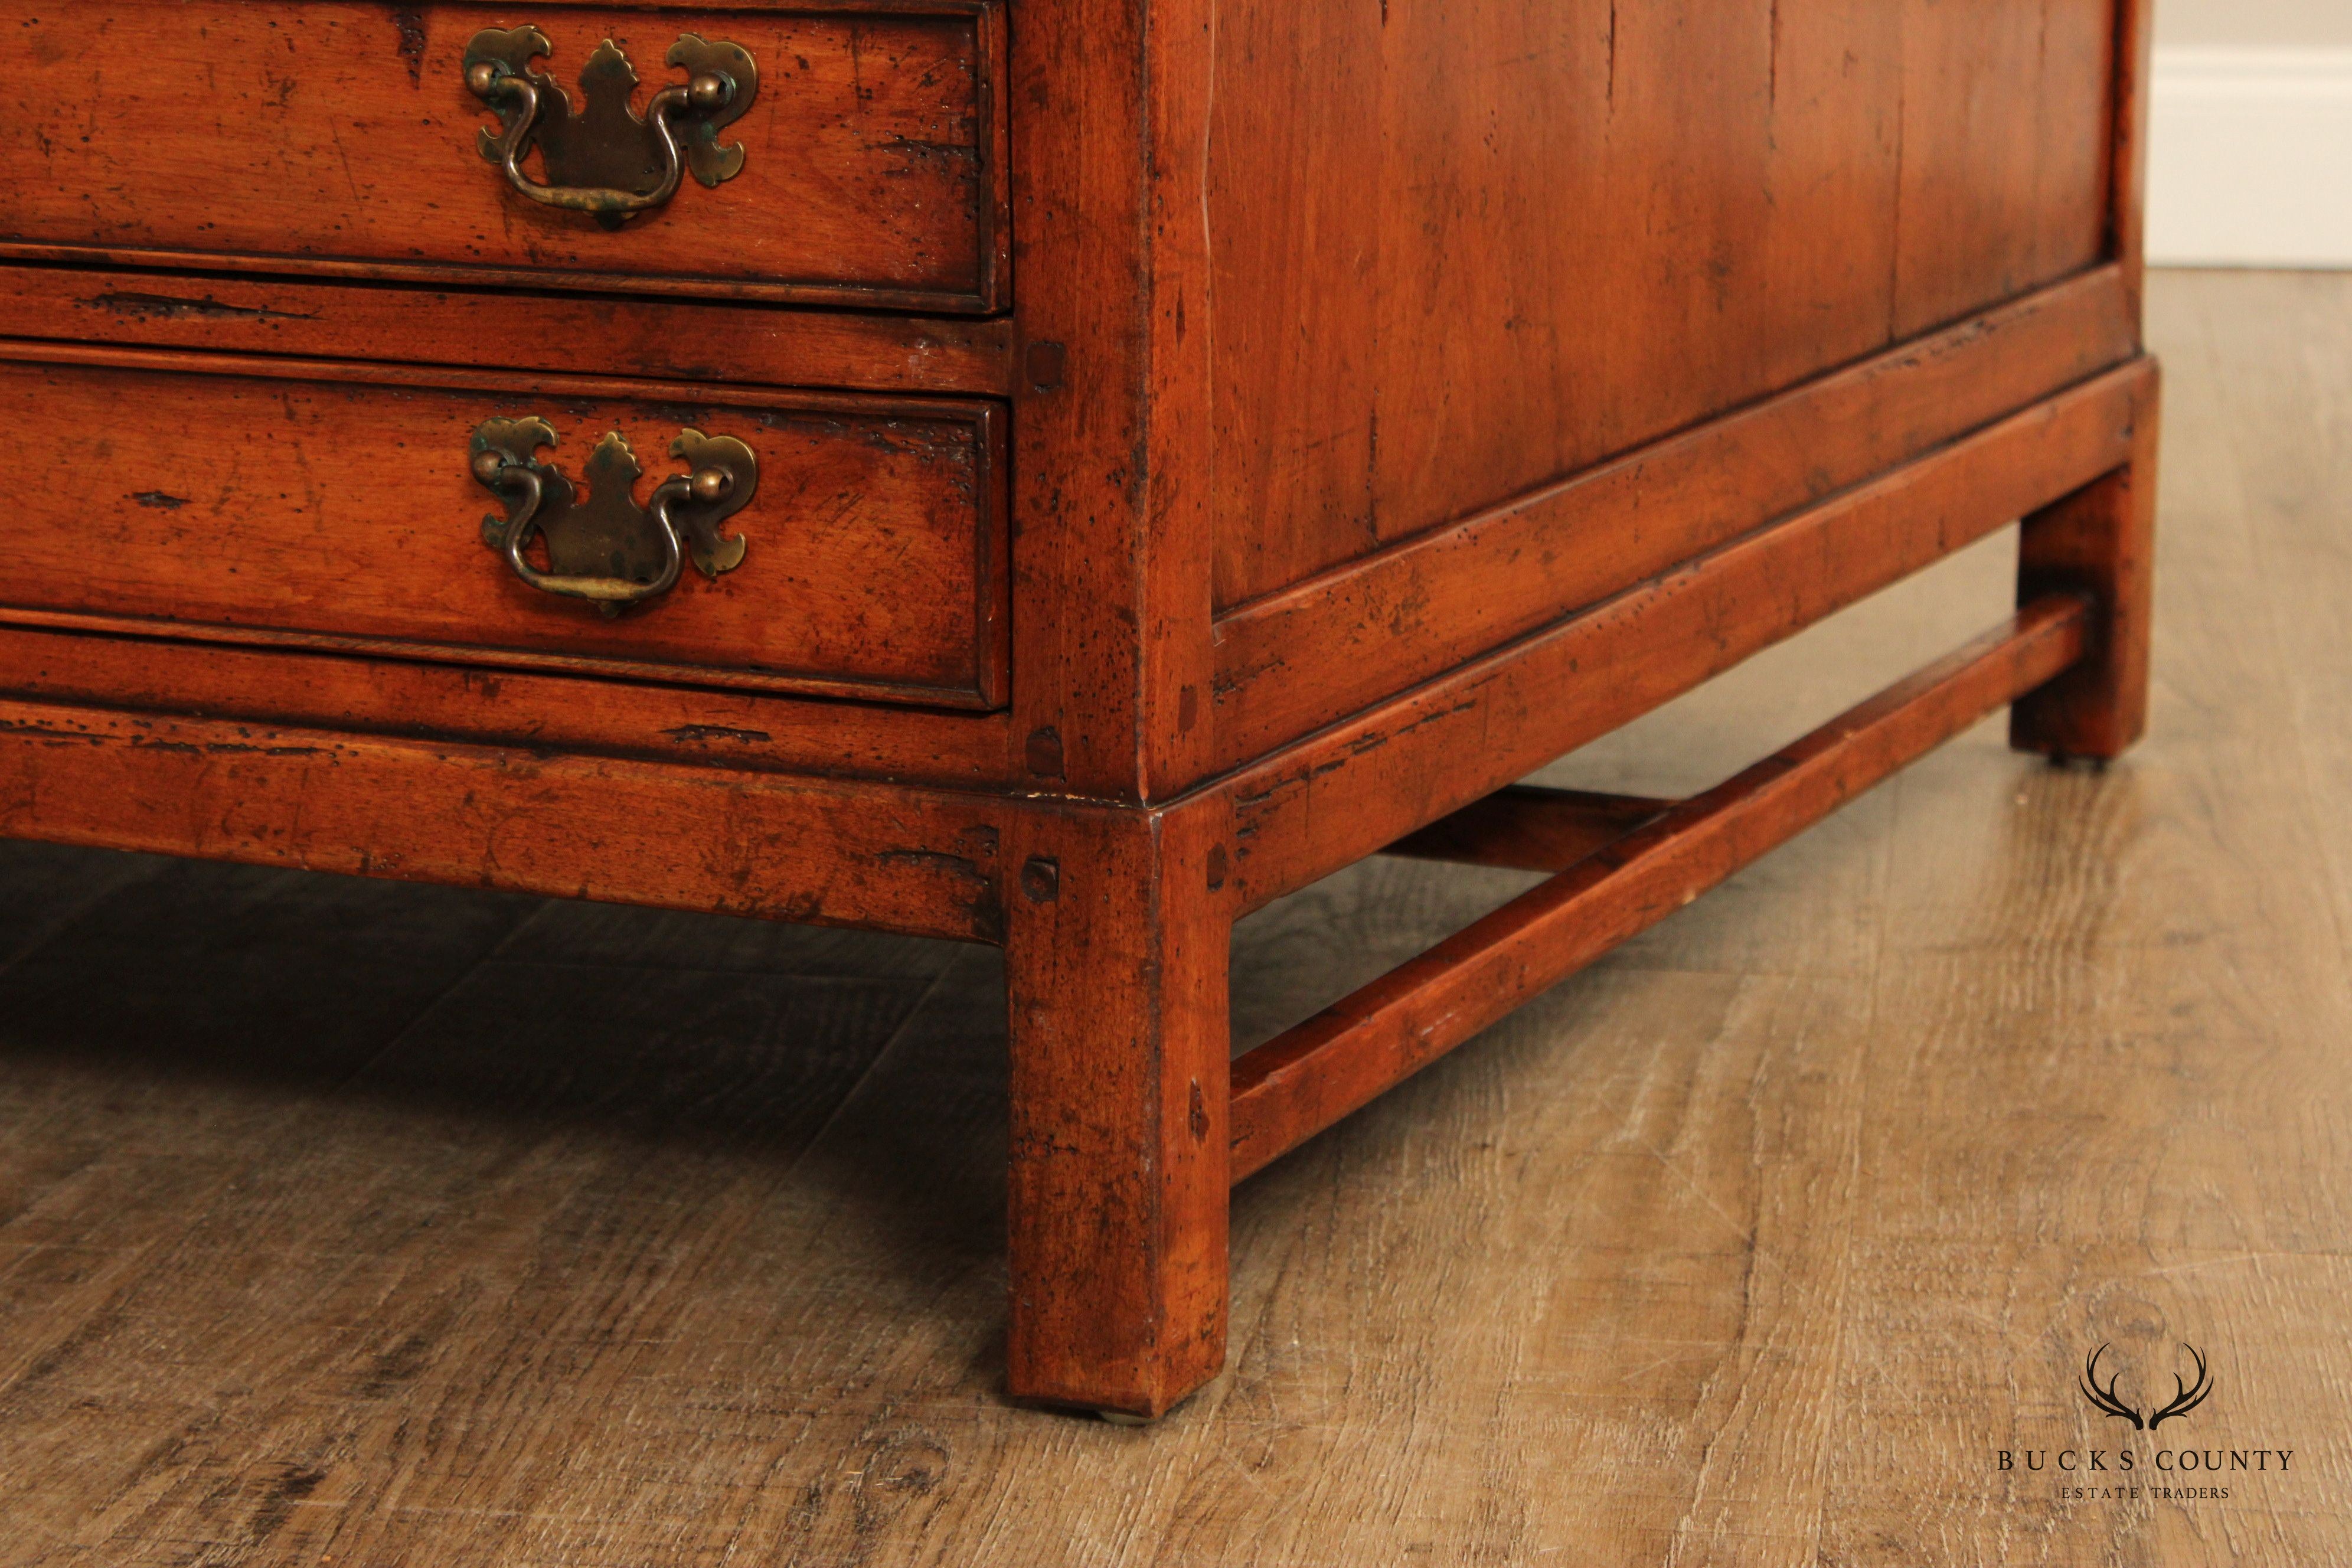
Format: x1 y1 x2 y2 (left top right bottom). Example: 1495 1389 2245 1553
1002 808 1230 1419
2011 365 2161 760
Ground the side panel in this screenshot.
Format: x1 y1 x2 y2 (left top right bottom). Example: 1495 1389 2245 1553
1206 0 2118 610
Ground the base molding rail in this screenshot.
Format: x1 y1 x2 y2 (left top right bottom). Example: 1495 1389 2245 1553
1227 593 2093 1183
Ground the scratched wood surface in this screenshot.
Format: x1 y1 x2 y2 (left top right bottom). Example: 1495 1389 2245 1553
1207 0 2116 609
0 265 1020 397
0 2 1006 311
1 271 2346 1563
0 346 1006 708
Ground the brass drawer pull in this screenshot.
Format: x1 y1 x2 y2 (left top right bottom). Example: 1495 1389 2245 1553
463 28 758 227
471 419 755 613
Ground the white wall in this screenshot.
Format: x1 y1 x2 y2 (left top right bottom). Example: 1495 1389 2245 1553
2157 0 2352 50
2147 1 2352 267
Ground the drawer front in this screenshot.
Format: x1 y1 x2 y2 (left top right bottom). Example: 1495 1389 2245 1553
0 2 1007 311
0 347 1008 708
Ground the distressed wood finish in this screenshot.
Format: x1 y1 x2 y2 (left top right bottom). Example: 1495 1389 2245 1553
1380 786 1674 874
0 342 1008 709
0 701 1012 942
0 264 1019 397
1214 363 2155 919
1211 268 2138 765
0 0 2160 1421
11 275 2325 1567
1231 596 2091 1182
0 1 1011 311
1004 809 1231 1418
2012 383 2161 760
0 626 1018 788
1206 0 2118 610
999 0 1217 801
2112 0 2157 323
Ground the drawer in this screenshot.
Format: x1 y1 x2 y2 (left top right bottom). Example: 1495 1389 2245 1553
0 345 1008 709
0 2 1007 312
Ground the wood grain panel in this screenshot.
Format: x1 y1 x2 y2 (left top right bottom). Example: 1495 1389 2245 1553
1745 0 1906 393
0 1 1008 311
0 342 1008 708
1206 0 2123 609
1891 0 2113 338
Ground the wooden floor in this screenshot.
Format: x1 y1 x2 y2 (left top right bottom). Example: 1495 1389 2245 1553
4 271 2350 1565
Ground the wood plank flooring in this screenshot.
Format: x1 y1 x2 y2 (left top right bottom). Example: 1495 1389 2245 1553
3 272 2348 1565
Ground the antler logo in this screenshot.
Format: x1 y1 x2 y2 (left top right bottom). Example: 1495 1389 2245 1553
2079 1342 2214 1430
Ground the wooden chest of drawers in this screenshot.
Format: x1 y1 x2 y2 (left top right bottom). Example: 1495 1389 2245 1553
0 1 2157 1419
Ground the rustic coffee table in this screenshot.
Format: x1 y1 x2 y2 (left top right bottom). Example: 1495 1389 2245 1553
0 0 2154 1418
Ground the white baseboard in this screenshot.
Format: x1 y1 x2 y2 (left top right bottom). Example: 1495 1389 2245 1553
2147 47 2352 269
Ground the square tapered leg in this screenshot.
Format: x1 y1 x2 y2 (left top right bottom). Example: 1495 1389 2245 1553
1002 810 1231 1419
